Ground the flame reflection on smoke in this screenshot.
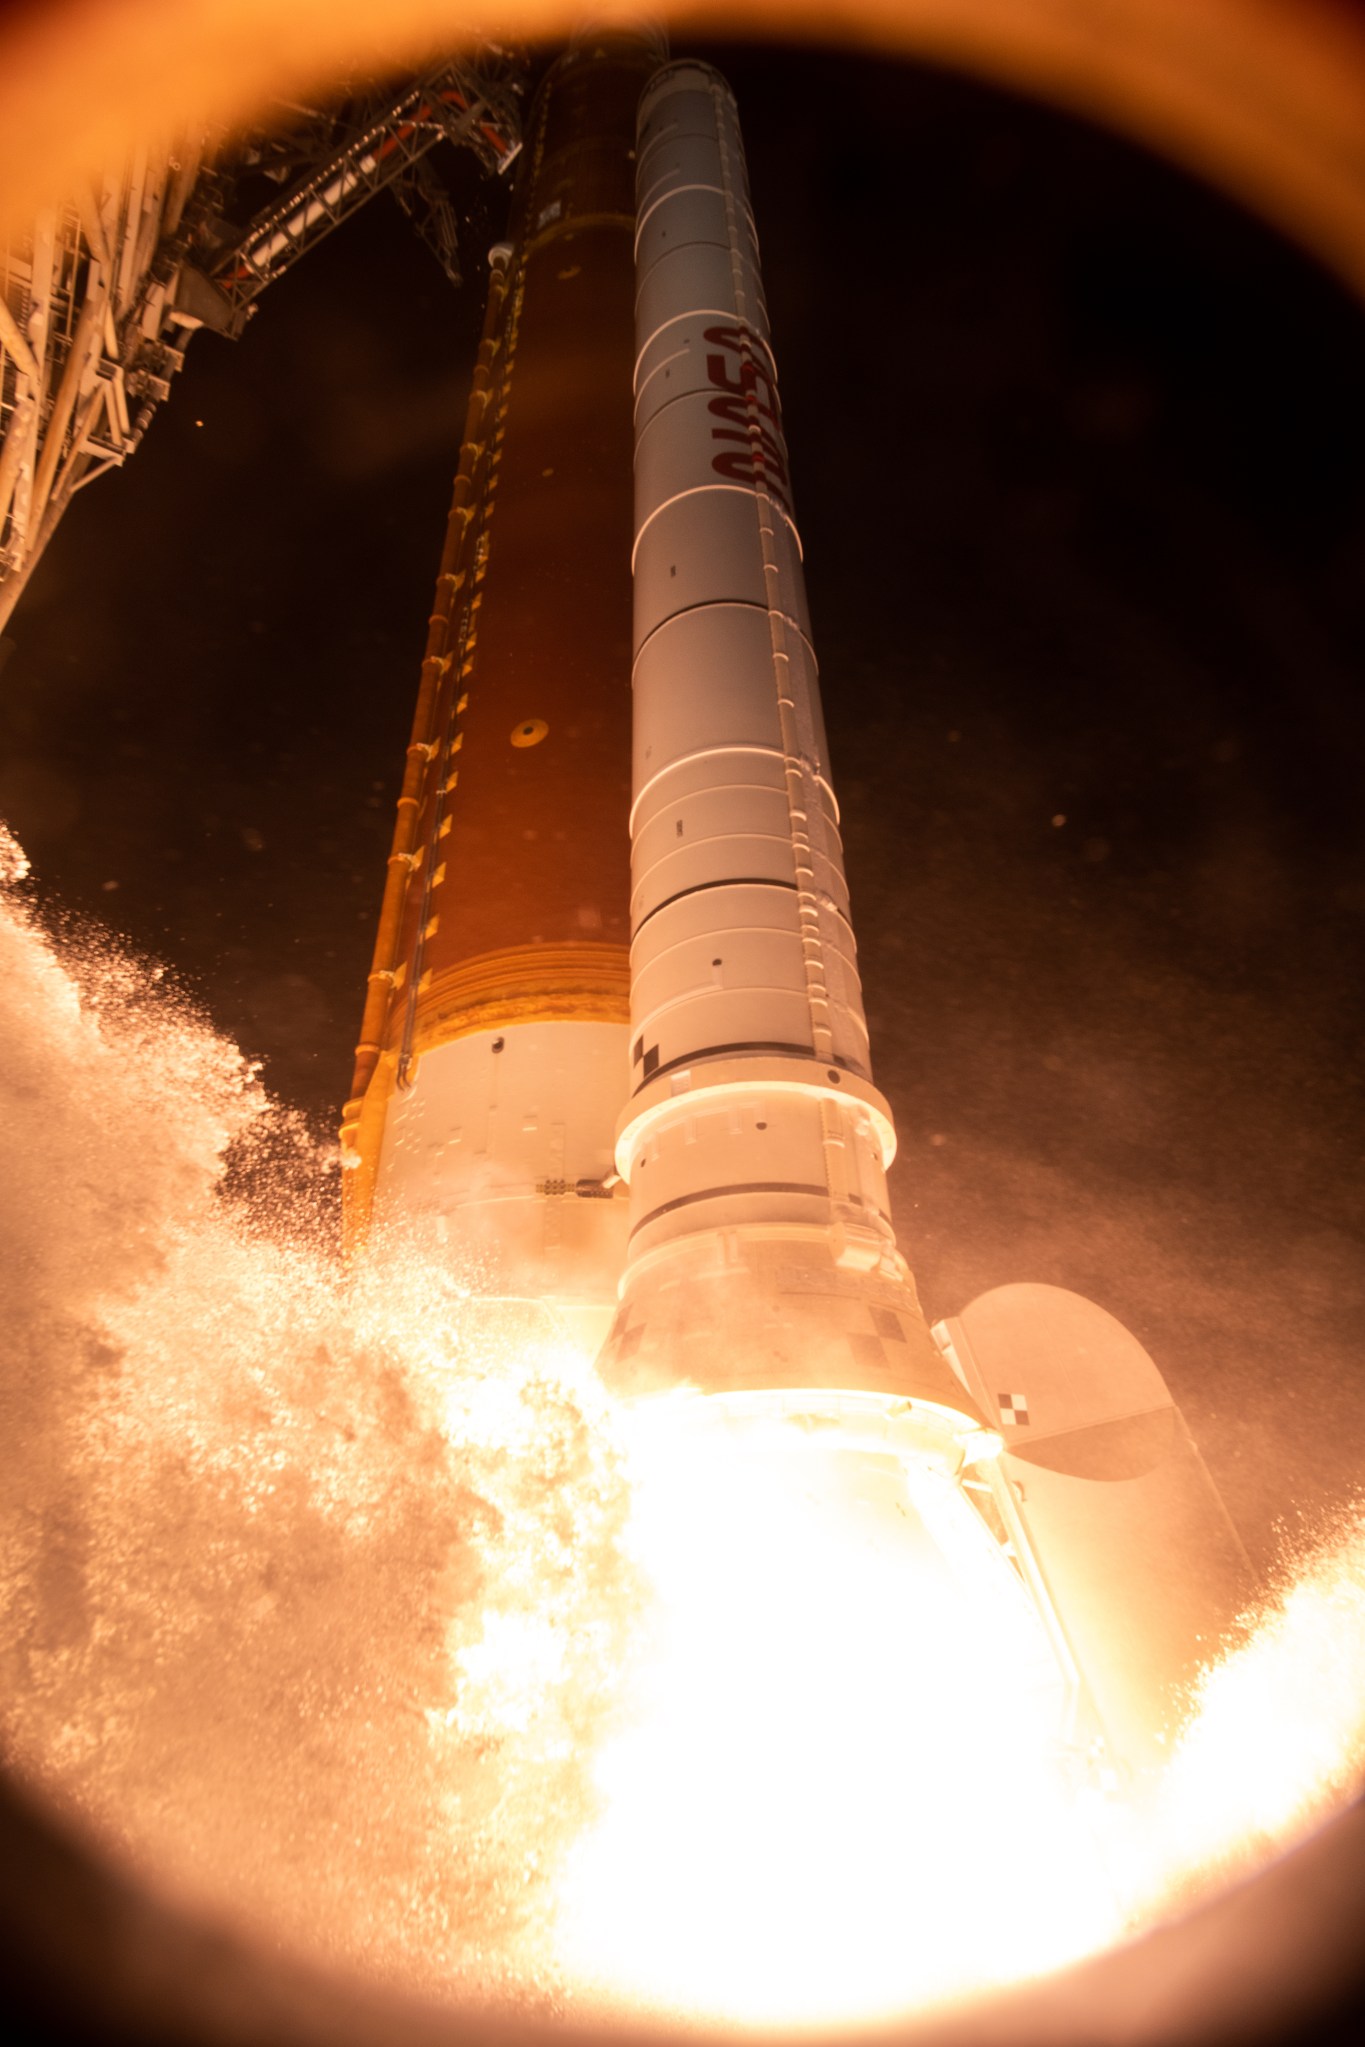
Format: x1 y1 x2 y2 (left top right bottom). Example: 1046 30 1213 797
1129 1511 1365 1914
1 824 1363 2025
0 824 635 2002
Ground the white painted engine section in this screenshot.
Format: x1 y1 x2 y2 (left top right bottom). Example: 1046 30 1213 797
376 1020 629 1340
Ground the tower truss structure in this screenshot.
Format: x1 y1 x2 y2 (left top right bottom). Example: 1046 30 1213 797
0 47 524 635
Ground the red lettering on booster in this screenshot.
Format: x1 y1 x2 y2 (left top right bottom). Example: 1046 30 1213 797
701 322 792 514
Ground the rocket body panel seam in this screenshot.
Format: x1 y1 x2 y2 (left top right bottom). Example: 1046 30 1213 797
631 874 802 935
628 1183 892 1242
631 480 802 573
630 746 838 836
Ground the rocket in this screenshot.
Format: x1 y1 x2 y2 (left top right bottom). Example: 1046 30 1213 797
342 32 1250 1774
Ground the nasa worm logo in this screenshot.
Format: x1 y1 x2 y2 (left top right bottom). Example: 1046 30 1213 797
702 322 794 515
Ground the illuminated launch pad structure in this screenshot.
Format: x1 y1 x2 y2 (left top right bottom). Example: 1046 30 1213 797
343 30 1249 1778
0 52 524 633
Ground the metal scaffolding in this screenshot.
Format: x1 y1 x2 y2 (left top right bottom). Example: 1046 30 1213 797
0 48 524 633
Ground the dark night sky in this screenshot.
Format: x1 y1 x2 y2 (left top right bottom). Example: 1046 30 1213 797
3 40 1363 1569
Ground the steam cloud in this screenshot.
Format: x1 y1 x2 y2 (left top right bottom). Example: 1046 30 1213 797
1 821 1362 2023
0 823 636 2003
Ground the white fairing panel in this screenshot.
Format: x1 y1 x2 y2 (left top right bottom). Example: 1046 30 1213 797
936 1284 1252 1768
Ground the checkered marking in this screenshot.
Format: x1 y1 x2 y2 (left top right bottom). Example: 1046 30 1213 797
998 1392 1030 1427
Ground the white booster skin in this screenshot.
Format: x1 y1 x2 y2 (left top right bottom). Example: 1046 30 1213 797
600 62 987 1448
626 62 886 1267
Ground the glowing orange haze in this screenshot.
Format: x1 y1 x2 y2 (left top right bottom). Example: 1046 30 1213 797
5 0 1365 305
3 5 1365 2020
1 822 1362 2025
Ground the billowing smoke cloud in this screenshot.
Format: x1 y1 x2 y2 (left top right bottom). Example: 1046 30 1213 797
0 825 637 2002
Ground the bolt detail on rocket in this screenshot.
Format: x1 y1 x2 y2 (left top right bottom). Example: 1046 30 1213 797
347 37 1251 1782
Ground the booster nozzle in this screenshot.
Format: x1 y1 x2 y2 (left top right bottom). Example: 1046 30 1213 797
597 1228 992 1472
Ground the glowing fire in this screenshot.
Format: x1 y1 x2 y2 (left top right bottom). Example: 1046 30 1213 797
553 1402 1115 2023
1 822 1363 2023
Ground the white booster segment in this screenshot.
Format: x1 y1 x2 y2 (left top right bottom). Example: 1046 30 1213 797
630 70 862 1100
597 61 988 1454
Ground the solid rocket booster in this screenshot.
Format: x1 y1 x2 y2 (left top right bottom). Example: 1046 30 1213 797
341 32 660 1341
596 63 990 1461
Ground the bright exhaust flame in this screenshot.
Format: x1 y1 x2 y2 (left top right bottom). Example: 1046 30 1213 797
554 1402 1114 2023
1 822 1363 2023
